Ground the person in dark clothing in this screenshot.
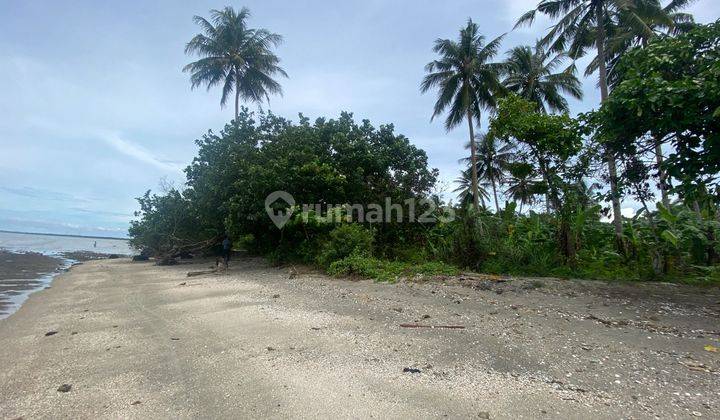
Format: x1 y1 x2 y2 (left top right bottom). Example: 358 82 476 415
221 236 232 268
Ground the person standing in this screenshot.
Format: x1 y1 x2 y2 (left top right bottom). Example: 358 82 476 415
221 236 232 268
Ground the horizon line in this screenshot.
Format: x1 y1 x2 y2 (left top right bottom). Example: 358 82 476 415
0 229 129 241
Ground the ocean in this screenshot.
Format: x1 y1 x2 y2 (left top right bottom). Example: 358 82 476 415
0 231 132 319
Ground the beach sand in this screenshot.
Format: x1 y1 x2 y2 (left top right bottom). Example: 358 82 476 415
1 257 718 418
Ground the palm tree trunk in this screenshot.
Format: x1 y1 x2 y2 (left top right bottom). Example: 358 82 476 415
491 178 500 213
596 4 624 252
467 109 480 212
234 89 240 121
654 137 670 208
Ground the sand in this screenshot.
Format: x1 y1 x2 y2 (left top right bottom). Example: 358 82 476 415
1 257 718 419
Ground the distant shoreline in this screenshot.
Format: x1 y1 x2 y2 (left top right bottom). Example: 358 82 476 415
0 229 128 241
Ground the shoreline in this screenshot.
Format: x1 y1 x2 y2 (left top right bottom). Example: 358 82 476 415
0 249 122 319
1 257 719 418
0 250 69 319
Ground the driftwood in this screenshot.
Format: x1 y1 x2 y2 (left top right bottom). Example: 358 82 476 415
399 323 465 329
186 268 217 277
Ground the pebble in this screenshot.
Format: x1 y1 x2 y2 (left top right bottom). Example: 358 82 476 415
57 384 72 393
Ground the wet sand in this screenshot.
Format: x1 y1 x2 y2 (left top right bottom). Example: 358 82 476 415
0 250 64 317
1 257 719 418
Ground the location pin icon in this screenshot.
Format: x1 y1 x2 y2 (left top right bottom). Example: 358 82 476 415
265 191 295 229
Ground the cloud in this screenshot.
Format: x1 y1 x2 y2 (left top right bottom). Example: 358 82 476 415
100 132 185 173
621 207 636 218
0 186 92 203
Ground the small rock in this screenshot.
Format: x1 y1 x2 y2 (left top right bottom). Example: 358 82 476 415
45 331 58 337
478 412 490 419
691 412 702 417
179 282 187 286
267 346 275 351
392 307 403 313
422 314 431 319
170 337 180 341
131 400 142 406
272 294 280 299
403 367 421 374
57 384 72 393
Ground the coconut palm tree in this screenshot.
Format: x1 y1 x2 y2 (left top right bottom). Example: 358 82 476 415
586 0 695 89
184 7 288 120
504 162 545 213
583 0 695 208
502 43 583 114
469 133 514 212
515 0 657 249
421 19 505 212
453 168 491 209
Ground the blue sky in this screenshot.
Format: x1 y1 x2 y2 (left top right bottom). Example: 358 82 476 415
1 1 718 238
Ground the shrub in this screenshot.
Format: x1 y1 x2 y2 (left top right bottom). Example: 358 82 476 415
328 254 459 282
317 224 374 268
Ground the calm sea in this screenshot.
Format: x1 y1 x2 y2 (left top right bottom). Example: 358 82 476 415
0 231 132 255
0 231 132 319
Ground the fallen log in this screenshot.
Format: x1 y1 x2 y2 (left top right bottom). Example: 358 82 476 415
186 269 217 277
399 323 465 329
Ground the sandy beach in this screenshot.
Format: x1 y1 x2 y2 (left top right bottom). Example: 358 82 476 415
1 257 719 419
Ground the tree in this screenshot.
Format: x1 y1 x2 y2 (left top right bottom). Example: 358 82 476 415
183 7 287 120
490 95 587 259
599 21 720 204
585 1 696 208
453 167 491 209
516 0 656 249
502 44 583 113
421 19 504 212
465 133 514 212
505 162 545 213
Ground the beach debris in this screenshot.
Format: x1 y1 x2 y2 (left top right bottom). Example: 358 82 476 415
478 412 491 419
679 360 711 373
400 323 465 329
179 282 187 286
187 269 216 277
403 367 421 374
157 257 178 266
704 344 718 352
71 332 78 335
422 314 431 319
310 327 322 330
391 307 403 313
132 255 149 262
272 294 280 299
131 400 142 406
267 346 276 351
170 337 180 341
44 331 58 337
57 384 72 393
288 267 298 279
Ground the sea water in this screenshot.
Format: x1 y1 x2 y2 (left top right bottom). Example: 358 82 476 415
0 231 132 319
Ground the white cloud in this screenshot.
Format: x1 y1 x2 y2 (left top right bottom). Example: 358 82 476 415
621 207 636 218
100 132 185 173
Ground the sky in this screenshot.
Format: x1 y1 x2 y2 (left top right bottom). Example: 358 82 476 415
1 0 718 238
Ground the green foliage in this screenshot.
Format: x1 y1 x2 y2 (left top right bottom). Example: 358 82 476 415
183 7 287 118
600 21 720 198
317 224 374 268
328 255 459 283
